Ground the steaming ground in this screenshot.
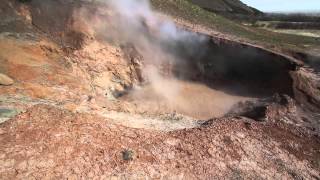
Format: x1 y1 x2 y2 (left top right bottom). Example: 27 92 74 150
121 78 254 119
79 0 256 120
1 0 320 179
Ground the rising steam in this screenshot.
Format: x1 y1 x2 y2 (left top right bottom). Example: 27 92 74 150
75 0 211 109
79 0 207 66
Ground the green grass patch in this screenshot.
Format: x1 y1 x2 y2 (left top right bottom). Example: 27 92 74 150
150 0 320 52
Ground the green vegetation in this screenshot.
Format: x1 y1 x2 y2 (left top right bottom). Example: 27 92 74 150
254 21 320 30
258 13 320 23
150 0 320 52
0 108 19 124
0 108 18 118
188 0 261 15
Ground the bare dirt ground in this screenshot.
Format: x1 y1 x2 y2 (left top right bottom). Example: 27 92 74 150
0 105 319 179
0 1 320 179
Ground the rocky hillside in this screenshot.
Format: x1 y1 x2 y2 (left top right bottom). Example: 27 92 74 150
188 0 262 15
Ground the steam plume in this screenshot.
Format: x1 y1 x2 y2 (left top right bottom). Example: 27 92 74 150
77 0 208 100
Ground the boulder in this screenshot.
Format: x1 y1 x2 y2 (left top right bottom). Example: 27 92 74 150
0 73 14 86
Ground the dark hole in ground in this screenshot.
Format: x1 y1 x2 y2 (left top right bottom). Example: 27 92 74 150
123 34 298 119
170 35 297 98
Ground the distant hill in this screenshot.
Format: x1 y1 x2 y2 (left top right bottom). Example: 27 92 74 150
188 0 262 16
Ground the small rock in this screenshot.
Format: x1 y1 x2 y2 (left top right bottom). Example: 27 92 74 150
165 138 180 146
122 149 134 161
0 73 14 86
207 147 216 157
236 132 246 139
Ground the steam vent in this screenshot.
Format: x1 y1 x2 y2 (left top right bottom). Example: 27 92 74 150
0 0 320 179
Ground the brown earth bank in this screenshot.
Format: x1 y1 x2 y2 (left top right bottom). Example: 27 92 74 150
0 104 319 179
0 0 320 179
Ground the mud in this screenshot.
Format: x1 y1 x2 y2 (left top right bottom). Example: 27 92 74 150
121 31 299 119
122 78 253 119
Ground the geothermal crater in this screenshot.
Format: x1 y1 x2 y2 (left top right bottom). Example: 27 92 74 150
2 1 320 179
121 34 297 120
19 0 300 121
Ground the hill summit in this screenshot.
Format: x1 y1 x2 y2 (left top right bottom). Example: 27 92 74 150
189 0 262 15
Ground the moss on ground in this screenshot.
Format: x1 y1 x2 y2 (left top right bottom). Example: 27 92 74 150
0 108 19 123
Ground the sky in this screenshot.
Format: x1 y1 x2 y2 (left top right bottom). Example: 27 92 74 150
241 0 320 12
